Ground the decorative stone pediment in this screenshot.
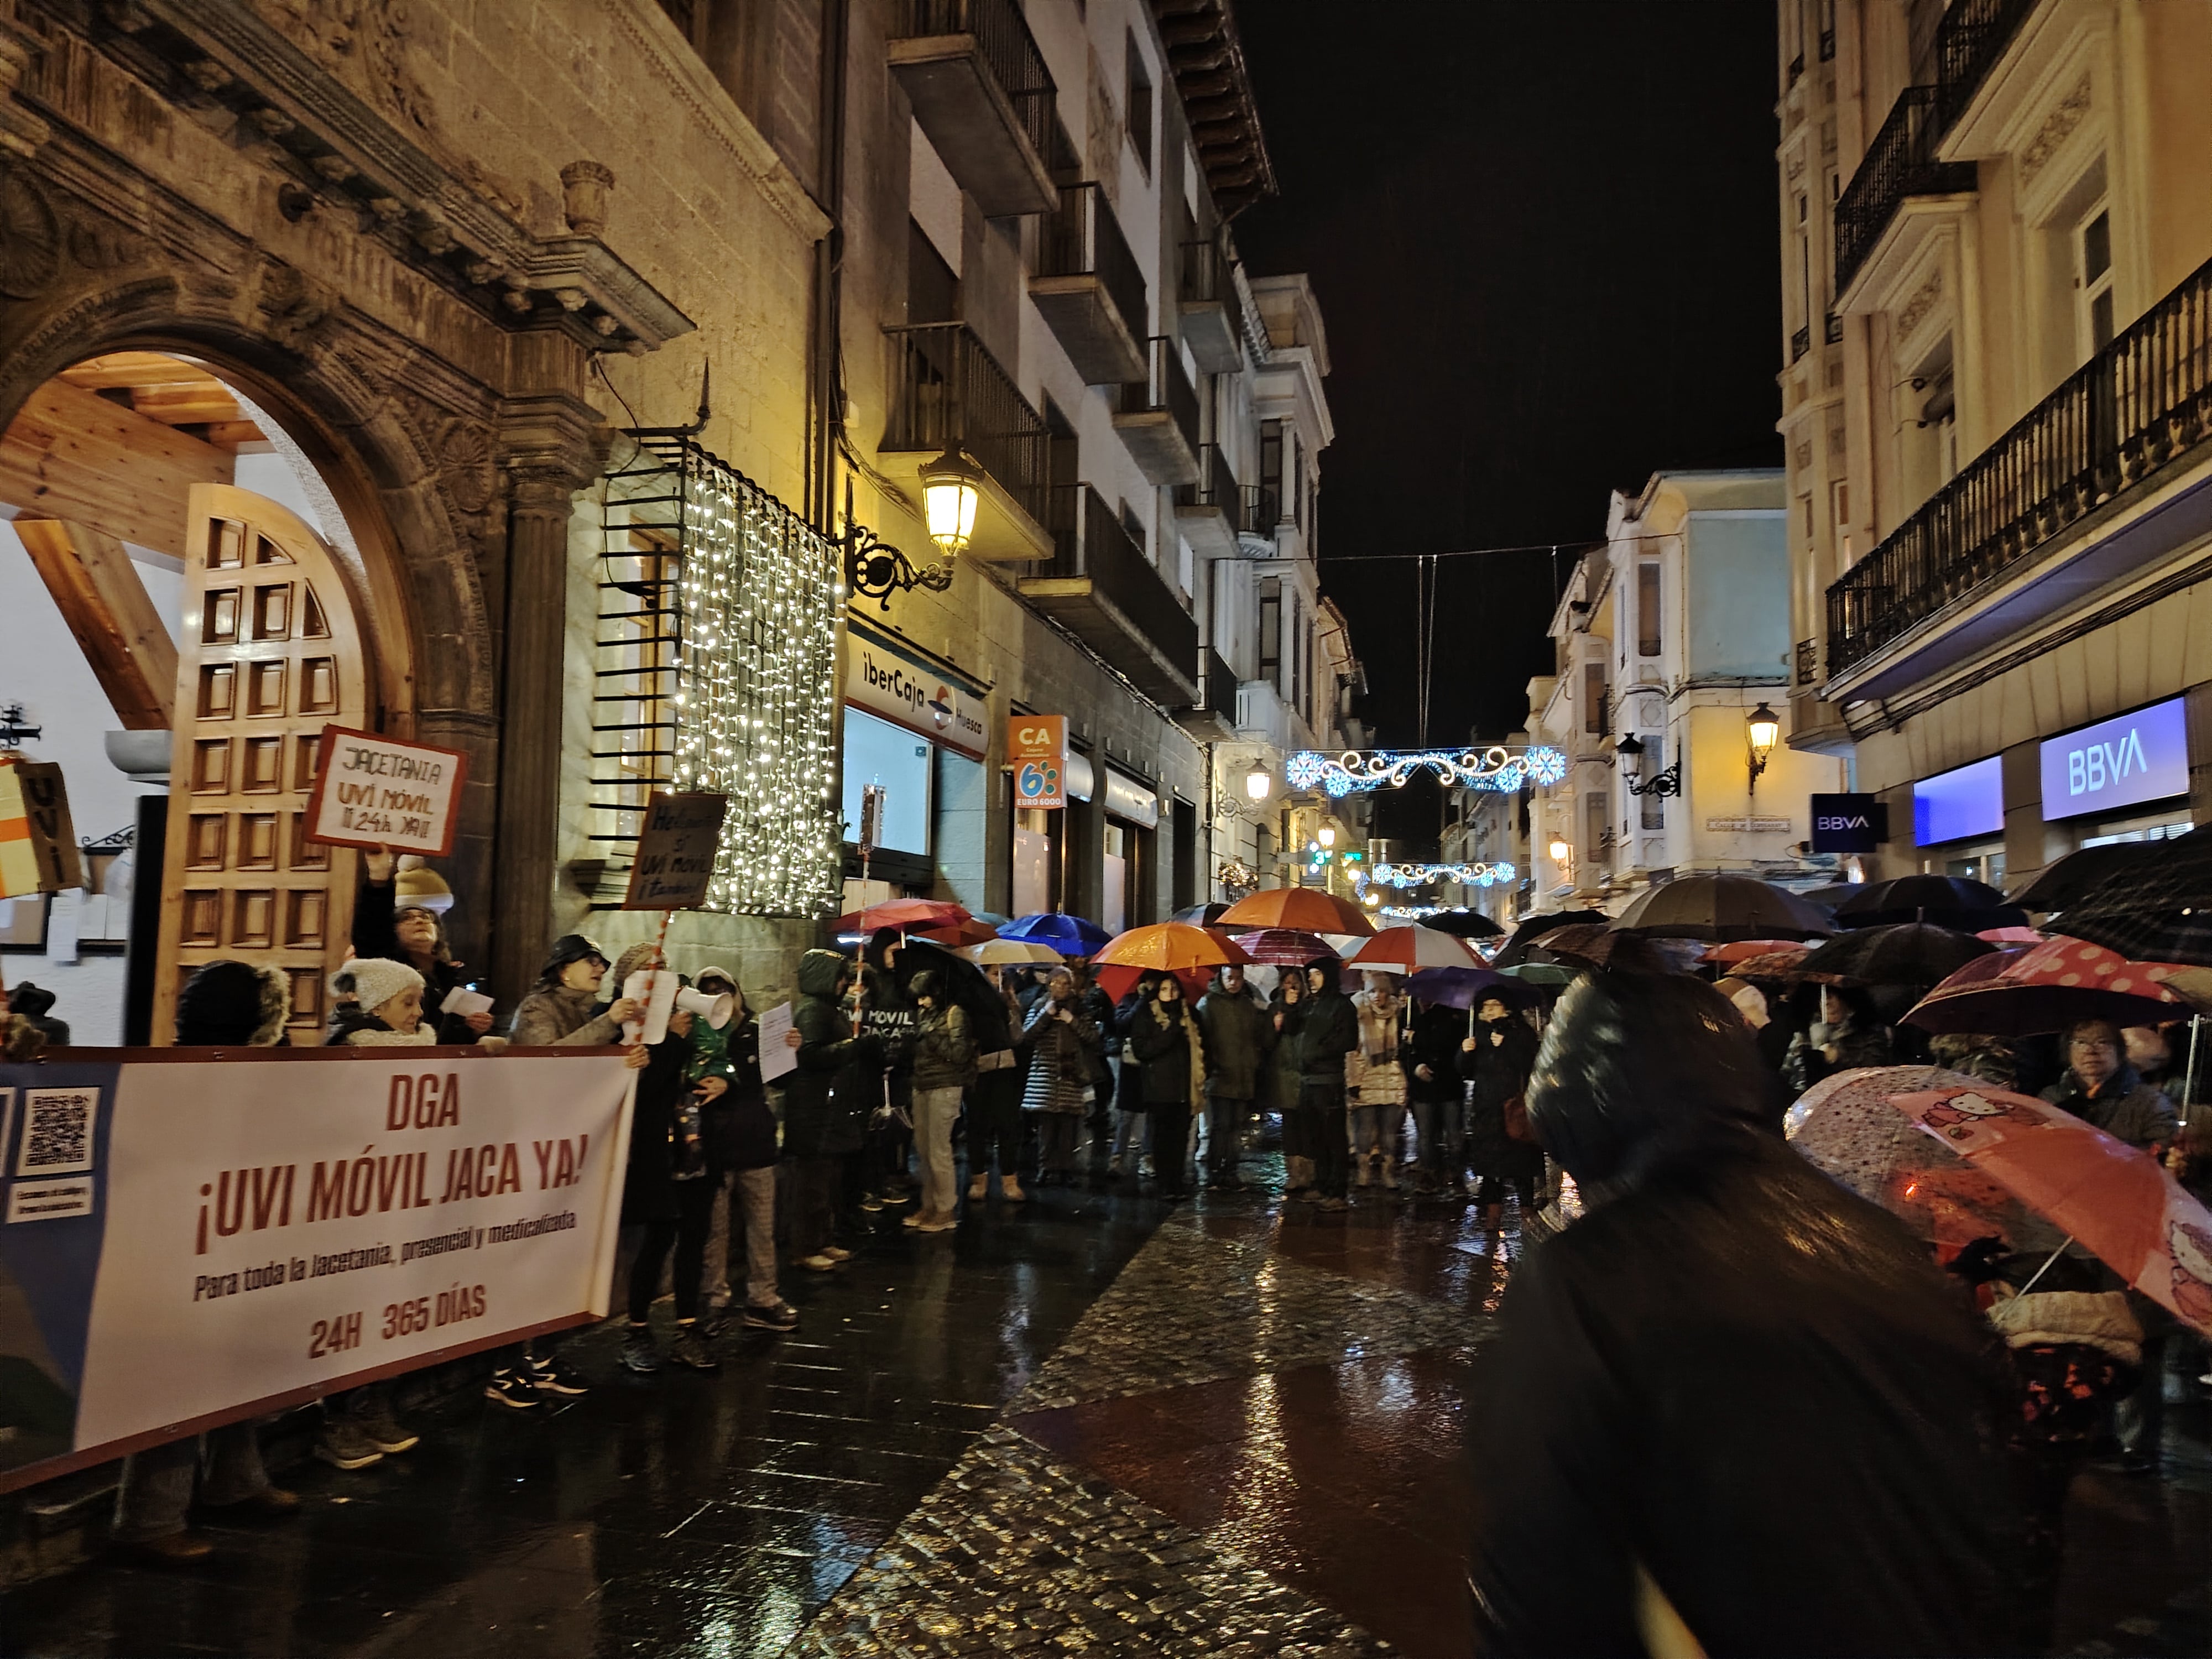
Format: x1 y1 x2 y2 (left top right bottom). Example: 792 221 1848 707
77 0 692 355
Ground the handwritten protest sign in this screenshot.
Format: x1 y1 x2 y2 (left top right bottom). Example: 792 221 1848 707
305 727 468 857
623 791 728 910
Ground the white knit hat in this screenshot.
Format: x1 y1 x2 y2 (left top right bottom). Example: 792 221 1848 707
331 958 425 1017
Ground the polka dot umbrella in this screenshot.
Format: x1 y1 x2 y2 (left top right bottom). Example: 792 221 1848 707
1903 937 2192 1036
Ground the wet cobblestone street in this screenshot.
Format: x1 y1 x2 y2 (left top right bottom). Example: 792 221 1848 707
4 1157 2209 1658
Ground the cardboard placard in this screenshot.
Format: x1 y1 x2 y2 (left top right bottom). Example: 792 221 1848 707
623 792 729 910
0 759 85 898
304 727 468 857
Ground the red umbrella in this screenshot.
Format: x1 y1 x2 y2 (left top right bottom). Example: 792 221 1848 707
834 897 969 936
1904 938 2189 1035
1888 1083 2212 1336
1228 928 1337 965
1703 938 1814 964
914 916 998 947
1217 886 1377 937
1342 925 1482 974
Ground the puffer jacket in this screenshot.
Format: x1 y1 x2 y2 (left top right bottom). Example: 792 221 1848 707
1263 987 1306 1113
781 950 881 1158
1281 962 1358 1094
1196 979 1274 1100
510 984 624 1048
1020 992 1098 1114
1404 1000 1464 1102
1345 989 1407 1106
1469 970 2023 1658
912 1001 978 1091
691 1011 774 1172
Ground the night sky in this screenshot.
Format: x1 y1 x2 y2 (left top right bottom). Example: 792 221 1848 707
1232 1 1784 755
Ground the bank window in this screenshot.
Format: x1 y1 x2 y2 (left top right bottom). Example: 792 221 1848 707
2079 204 2114 354
1102 822 1129 935
842 708 931 856
1636 562 1661 657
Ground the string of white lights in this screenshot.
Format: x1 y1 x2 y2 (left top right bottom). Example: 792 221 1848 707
670 449 842 917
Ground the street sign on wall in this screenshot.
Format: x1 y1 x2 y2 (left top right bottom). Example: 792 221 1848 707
1009 717 1067 810
1810 794 1889 853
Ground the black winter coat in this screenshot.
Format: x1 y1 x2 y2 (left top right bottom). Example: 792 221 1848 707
1469 1137 2024 1656
781 950 881 1158
1281 989 1358 1093
698 1015 775 1172
1196 983 1274 1100
620 1029 698 1225
1463 1014 1543 1181
351 877 482 1044
1126 1000 1202 1108
1404 1001 1464 1103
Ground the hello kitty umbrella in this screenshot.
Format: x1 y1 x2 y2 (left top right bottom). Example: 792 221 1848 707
1887 1083 2212 1337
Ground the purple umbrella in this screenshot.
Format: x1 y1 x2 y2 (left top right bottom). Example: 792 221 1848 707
1405 966 1534 1010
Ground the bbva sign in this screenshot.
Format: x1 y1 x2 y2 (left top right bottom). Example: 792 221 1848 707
1809 795 1888 854
2038 697 2189 823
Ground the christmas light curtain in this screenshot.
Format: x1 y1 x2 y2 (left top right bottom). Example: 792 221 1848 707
669 447 841 917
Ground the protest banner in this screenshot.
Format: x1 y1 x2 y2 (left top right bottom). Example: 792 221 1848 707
623 791 728 910
0 1047 634 1491
304 726 469 857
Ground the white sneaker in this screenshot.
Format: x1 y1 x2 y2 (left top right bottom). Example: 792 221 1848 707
797 1253 839 1272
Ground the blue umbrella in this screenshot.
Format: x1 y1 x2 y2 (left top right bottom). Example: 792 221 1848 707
1405 966 1534 1010
1000 912 1113 956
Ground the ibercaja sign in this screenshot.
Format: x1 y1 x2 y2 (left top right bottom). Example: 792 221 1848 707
1810 794 1888 854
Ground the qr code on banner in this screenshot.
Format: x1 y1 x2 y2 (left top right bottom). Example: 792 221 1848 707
16 1088 98 1177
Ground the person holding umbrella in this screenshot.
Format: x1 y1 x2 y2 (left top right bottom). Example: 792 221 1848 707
1405 988 1467 1197
1269 969 1314 1197
1196 964 1273 1192
1128 971 1206 1199
1283 958 1360 1210
1462 994 1542 1231
1020 966 1100 1183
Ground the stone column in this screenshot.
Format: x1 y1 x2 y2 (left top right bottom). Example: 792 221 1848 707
492 340 602 1011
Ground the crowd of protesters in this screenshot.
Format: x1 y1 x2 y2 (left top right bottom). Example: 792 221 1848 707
12 854 2206 1657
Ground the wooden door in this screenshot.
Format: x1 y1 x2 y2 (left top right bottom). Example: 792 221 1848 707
152 484 370 1042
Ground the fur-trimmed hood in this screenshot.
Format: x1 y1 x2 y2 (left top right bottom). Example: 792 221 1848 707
176 960 292 1047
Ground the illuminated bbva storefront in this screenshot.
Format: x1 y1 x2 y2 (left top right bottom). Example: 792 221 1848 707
1901 697 2196 891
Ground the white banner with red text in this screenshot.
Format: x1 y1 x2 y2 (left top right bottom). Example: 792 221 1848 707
0 1048 634 1490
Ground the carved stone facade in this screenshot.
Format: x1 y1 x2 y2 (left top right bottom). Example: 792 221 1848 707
0 0 706 1003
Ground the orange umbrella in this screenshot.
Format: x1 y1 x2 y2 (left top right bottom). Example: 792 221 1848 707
1217 886 1376 938
1888 1083 2212 1336
1093 920 1252 974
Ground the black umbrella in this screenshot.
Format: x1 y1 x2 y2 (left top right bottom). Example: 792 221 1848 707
2023 827 2212 920
1794 923 1996 989
1420 909 1505 939
1610 875 1835 943
895 936 1012 1050
1491 909 1611 969
1828 874 2027 931
2010 841 2166 913
1171 902 1230 926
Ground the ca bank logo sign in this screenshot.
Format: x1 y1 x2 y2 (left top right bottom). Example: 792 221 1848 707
2038 696 2189 822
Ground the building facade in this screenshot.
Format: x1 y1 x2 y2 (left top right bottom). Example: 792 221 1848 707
0 0 1363 1039
1778 0 2212 889
1515 470 1844 912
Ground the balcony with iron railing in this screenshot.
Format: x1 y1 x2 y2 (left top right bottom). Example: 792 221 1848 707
1790 325 1812 364
1175 645 1237 740
1178 239 1242 373
1172 442 1244 557
1833 86 1976 300
1825 252 2212 684
1241 483 1279 545
887 0 1057 217
881 321 1052 559
1018 483 1198 703
1935 0 2041 129
1028 182 1147 385
1113 335 1201 487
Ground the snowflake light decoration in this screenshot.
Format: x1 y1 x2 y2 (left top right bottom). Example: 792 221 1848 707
1373 862 1517 889
1284 746 1567 797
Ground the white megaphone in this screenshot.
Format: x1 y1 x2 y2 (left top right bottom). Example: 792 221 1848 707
623 966 681 1046
675 986 735 1030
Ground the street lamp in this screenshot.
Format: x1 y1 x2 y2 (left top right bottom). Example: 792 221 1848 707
1318 823 1337 849
1244 760 1272 802
919 445 983 555
1745 701 1781 791
1547 834 1572 867
1614 731 1682 799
